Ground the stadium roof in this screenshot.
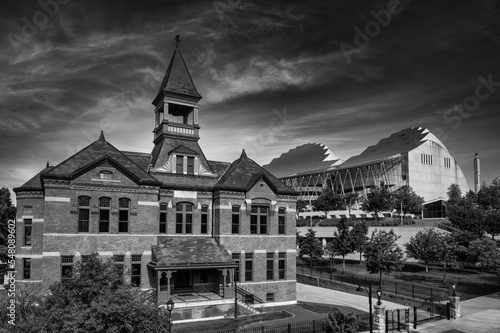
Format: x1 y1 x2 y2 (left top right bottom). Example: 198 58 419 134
264 127 448 178
263 143 343 178
340 127 445 168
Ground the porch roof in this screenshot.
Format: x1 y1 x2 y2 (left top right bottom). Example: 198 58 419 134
150 237 237 270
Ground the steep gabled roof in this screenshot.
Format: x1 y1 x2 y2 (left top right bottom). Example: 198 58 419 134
43 134 160 185
14 165 54 191
170 145 199 156
208 160 231 178
263 143 343 178
121 151 151 171
154 46 201 101
340 127 431 168
216 150 297 195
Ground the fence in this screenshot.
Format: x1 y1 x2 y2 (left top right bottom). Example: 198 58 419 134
297 261 451 303
215 318 324 333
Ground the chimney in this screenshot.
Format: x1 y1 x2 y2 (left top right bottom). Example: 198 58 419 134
474 153 480 193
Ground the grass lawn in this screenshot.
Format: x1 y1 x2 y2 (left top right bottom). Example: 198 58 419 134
298 257 500 301
173 311 292 333
297 302 370 331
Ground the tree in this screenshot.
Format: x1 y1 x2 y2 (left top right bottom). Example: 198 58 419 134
351 221 369 265
484 210 500 240
447 194 486 237
446 184 463 205
477 177 500 211
344 192 359 215
7 253 169 332
450 230 478 267
404 228 445 272
392 186 424 216
314 188 345 218
360 186 393 220
439 234 459 283
322 309 359 333
296 200 309 219
298 228 324 268
328 218 355 273
296 230 304 248
363 229 404 286
468 237 500 273
0 187 17 262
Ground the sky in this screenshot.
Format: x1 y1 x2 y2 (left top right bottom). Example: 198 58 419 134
1 0 500 203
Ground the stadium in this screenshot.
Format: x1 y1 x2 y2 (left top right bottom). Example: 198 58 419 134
264 127 470 218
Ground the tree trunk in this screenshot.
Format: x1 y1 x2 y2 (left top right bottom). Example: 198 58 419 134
425 264 428 272
379 271 383 287
359 252 362 265
342 255 345 274
443 264 447 283
330 259 333 280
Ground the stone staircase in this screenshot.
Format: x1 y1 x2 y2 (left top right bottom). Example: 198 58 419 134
236 299 261 315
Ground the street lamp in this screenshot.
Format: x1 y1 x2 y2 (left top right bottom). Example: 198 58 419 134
356 284 373 333
376 288 382 306
452 284 456 297
167 298 174 333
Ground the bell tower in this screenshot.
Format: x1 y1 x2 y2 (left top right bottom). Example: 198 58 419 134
149 36 215 177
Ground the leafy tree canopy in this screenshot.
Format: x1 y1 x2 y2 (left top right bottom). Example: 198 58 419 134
0 187 17 262
328 218 355 273
298 228 324 266
360 186 393 220
477 177 500 211
405 228 445 272
392 186 424 215
322 309 359 333
363 229 404 285
314 188 346 217
5 253 169 332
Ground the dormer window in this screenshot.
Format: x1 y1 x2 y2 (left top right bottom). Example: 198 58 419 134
174 155 196 175
99 171 113 180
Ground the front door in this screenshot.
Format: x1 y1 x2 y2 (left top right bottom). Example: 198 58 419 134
174 270 192 291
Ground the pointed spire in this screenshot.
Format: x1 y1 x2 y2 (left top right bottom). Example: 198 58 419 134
46 160 50 168
240 149 247 159
98 131 105 142
175 35 180 48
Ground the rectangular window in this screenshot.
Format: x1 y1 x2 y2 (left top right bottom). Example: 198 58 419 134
245 253 253 282
266 293 274 302
278 207 286 235
131 254 141 287
159 203 167 233
61 255 74 283
251 206 268 234
78 197 90 233
114 254 124 273
176 203 193 234
187 156 195 175
231 206 240 234
232 253 240 282
99 198 110 233
81 255 90 263
23 258 31 279
444 157 451 168
266 253 274 280
278 252 286 280
176 155 184 174
118 198 130 233
201 205 208 234
24 219 32 246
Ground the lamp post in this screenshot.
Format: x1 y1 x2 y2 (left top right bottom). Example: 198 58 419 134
167 298 174 333
357 284 373 333
376 288 382 306
452 283 456 297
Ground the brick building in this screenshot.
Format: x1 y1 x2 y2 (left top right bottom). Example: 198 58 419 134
13 41 298 320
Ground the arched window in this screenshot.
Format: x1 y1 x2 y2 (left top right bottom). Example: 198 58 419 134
176 203 193 234
118 198 130 233
159 203 168 233
99 197 111 232
78 196 90 232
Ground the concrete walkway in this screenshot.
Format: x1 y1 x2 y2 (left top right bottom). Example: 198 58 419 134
297 283 500 332
414 290 500 333
297 282 406 312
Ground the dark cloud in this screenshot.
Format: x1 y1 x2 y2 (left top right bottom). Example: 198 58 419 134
1 0 500 200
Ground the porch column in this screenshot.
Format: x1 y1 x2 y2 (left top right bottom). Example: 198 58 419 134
166 270 173 299
219 268 228 297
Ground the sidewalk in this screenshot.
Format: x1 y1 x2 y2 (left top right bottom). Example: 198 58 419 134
297 283 500 332
297 282 406 312
414 290 500 333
